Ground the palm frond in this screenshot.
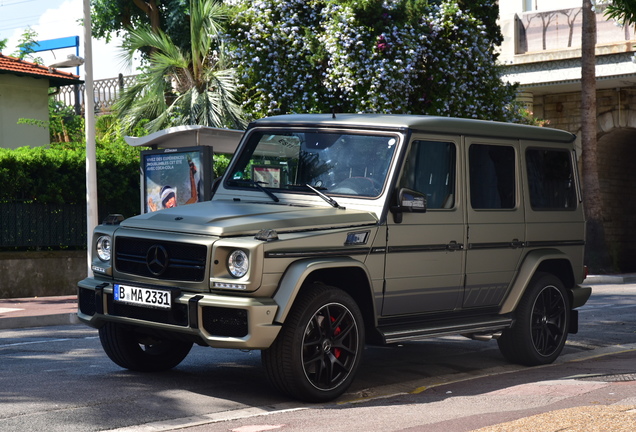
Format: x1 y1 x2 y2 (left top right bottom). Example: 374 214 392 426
115 0 244 133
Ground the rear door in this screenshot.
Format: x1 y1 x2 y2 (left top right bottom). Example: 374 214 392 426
464 138 525 308
521 142 585 275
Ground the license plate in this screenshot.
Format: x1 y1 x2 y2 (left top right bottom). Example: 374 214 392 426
113 284 172 309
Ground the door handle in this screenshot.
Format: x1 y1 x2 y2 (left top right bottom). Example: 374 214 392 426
447 241 464 251
510 239 525 249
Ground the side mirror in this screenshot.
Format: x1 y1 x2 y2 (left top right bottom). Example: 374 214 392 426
391 188 427 223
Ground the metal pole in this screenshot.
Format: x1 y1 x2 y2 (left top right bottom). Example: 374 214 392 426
84 0 98 276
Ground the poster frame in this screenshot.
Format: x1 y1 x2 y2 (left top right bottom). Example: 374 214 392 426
140 146 213 213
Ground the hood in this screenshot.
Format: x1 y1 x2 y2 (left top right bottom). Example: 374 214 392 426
120 200 378 237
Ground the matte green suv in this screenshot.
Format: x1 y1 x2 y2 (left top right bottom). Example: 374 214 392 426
78 114 591 402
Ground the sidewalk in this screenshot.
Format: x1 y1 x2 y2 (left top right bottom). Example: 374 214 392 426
168 346 636 432
0 295 78 330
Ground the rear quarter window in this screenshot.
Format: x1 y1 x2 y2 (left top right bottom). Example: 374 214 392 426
526 148 577 210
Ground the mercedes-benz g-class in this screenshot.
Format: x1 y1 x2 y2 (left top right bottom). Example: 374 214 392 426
78 114 591 402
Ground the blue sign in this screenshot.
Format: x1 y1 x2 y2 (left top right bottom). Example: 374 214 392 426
22 36 81 74
25 36 80 53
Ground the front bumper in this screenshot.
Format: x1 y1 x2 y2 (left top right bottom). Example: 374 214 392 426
77 278 281 349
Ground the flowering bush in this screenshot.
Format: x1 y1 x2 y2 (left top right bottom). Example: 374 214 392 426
418 1 518 120
226 0 519 122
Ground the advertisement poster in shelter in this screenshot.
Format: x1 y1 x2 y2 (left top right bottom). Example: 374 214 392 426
141 146 212 213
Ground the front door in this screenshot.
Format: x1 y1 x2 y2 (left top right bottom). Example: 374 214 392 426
381 137 465 316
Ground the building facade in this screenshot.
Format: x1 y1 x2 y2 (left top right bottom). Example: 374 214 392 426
499 1 636 272
0 54 81 149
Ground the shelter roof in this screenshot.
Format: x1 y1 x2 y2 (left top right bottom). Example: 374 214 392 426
125 125 244 154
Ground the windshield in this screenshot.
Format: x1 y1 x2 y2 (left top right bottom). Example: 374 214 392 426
226 130 399 198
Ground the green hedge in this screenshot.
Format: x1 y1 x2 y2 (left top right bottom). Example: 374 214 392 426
0 140 142 221
1 111 233 223
0 144 232 223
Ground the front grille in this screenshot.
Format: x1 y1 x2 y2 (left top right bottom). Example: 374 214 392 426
202 306 248 337
78 288 96 316
107 294 189 326
115 236 207 282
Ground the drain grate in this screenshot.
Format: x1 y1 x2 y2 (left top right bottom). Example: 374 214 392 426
576 373 636 382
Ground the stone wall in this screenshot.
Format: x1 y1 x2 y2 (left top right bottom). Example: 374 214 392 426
0 251 86 298
536 88 636 272
536 88 636 133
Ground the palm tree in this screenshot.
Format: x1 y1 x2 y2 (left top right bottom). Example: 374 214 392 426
115 0 245 133
581 0 611 272
605 0 636 26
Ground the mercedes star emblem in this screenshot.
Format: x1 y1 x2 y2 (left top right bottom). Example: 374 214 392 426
146 244 169 276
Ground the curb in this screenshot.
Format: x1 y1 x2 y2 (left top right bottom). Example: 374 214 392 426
585 274 636 284
0 312 80 330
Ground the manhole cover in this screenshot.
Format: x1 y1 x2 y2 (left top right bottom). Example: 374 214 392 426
576 373 636 382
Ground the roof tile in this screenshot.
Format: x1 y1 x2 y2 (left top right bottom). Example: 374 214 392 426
0 53 82 85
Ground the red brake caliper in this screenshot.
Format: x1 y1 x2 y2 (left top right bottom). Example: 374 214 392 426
331 316 342 358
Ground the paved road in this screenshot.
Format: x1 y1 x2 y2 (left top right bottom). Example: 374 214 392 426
0 282 634 431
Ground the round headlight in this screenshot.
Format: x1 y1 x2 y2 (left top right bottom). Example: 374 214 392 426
96 235 112 261
227 250 249 278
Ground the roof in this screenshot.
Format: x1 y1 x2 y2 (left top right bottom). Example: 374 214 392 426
252 114 576 143
124 125 244 154
0 53 82 86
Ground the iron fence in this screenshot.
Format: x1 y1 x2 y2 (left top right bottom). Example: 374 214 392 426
0 202 86 249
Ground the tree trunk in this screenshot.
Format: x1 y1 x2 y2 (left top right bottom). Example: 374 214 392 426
581 0 612 272
133 0 161 34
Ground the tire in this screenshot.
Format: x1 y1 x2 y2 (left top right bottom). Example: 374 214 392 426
498 272 570 366
99 322 192 372
262 283 365 402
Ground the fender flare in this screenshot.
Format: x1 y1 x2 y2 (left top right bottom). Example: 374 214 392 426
500 249 574 314
272 257 373 323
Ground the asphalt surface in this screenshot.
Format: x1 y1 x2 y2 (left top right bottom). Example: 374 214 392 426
1 276 635 431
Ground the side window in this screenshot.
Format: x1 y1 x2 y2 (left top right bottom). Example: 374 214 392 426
526 148 576 210
400 140 456 209
469 144 516 209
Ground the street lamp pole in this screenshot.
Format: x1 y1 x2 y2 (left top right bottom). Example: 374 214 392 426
83 0 98 275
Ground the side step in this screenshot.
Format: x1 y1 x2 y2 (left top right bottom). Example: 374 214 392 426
377 317 513 344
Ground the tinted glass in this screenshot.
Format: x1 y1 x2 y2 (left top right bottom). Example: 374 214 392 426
469 144 516 209
400 140 456 209
526 148 576 210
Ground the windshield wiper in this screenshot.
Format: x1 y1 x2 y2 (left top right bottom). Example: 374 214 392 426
305 184 345 210
231 179 279 203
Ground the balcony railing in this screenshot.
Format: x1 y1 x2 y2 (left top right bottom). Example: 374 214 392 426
517 6 635 55
55 74 137 115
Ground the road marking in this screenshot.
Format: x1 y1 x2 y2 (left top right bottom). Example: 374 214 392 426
104 405 306 432
0 336 98 348
0 308 23 314
0 338 73 347
232 426 285 432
